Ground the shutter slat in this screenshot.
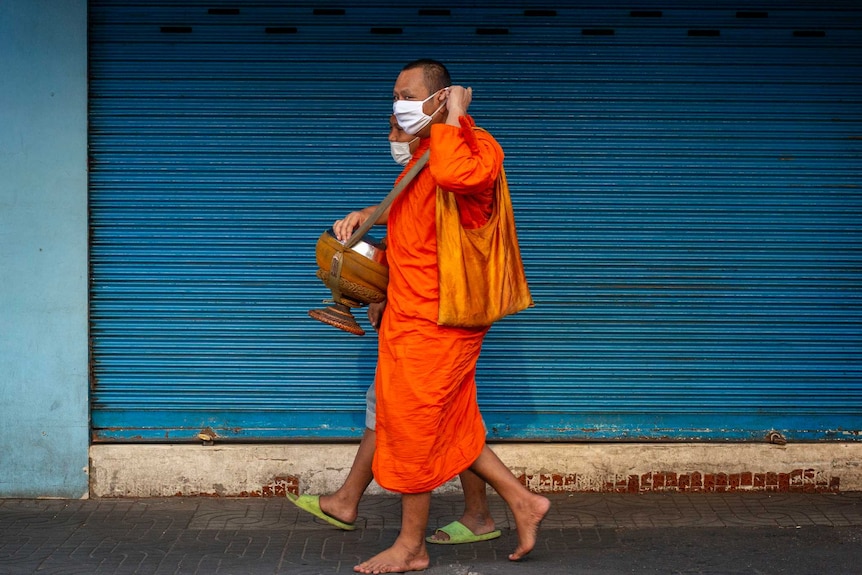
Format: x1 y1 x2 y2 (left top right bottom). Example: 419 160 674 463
89 0 862 441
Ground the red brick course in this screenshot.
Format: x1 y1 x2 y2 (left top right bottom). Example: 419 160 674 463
516 469 840 493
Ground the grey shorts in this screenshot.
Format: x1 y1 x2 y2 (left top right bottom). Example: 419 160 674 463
365 383 376 431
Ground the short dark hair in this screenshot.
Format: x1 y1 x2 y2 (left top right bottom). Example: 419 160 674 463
401 59 451 93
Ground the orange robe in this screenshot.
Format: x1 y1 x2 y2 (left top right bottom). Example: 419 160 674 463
372 116 504 494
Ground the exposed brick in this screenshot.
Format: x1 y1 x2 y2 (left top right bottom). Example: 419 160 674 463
679 474 691 492
641 472 652 492
790 469 804 492
690 472 703 492
790 473 803 493
233 475 300 498
520 469 838 494
608 476 626 493
534 473 580 492
729 473 741 490
618 476 630 493
552 473 564 490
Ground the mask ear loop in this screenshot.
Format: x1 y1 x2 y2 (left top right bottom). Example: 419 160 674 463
428 87 450 120
440 86 451 102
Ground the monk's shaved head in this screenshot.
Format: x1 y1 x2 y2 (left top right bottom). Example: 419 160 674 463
401 59 451 93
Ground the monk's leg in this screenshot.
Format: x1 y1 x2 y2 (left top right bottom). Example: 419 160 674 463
319 427 375 525
428 469 496 542
457 469 496 533
470 446 550 561
354 492 431 574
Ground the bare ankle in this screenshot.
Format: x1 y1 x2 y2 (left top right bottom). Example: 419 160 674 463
462 510 494 530
319 494 359 524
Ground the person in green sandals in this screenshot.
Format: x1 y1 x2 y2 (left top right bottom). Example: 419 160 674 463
287 115 502 546
288 375 500 544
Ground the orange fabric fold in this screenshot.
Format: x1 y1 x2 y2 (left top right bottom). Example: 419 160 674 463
371 117 498 494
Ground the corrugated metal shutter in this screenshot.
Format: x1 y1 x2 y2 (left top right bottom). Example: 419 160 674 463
89 0 862 442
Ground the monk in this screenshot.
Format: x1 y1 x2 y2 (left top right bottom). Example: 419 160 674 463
334 59 550 574
288 116 501 546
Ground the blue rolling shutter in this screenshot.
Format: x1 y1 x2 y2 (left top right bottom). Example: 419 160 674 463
89 1 862 441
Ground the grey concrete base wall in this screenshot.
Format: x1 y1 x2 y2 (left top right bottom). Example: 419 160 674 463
90 443 862 497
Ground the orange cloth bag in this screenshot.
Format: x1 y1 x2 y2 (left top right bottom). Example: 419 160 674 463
436 167 534 327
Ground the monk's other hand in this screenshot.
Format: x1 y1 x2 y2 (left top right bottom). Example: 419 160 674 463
333 211 366 242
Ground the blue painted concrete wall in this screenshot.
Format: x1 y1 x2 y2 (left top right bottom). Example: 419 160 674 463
0 0 89 497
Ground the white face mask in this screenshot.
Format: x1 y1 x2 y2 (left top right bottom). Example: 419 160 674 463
389 139 417 166
393 88 447 135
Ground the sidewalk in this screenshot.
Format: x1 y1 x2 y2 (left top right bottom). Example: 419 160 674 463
1 492 860 574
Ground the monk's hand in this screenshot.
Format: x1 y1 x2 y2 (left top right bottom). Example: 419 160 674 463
445 85 472 120
333 211 366 242
367 298 387 331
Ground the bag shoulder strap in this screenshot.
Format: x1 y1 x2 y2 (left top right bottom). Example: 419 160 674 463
344 150 430 249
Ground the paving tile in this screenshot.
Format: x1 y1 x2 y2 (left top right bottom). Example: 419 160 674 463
1 493 861 574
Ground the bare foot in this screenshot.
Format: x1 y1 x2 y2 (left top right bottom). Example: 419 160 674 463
508 494 551 561
354 541 430 574
319 493 358 526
